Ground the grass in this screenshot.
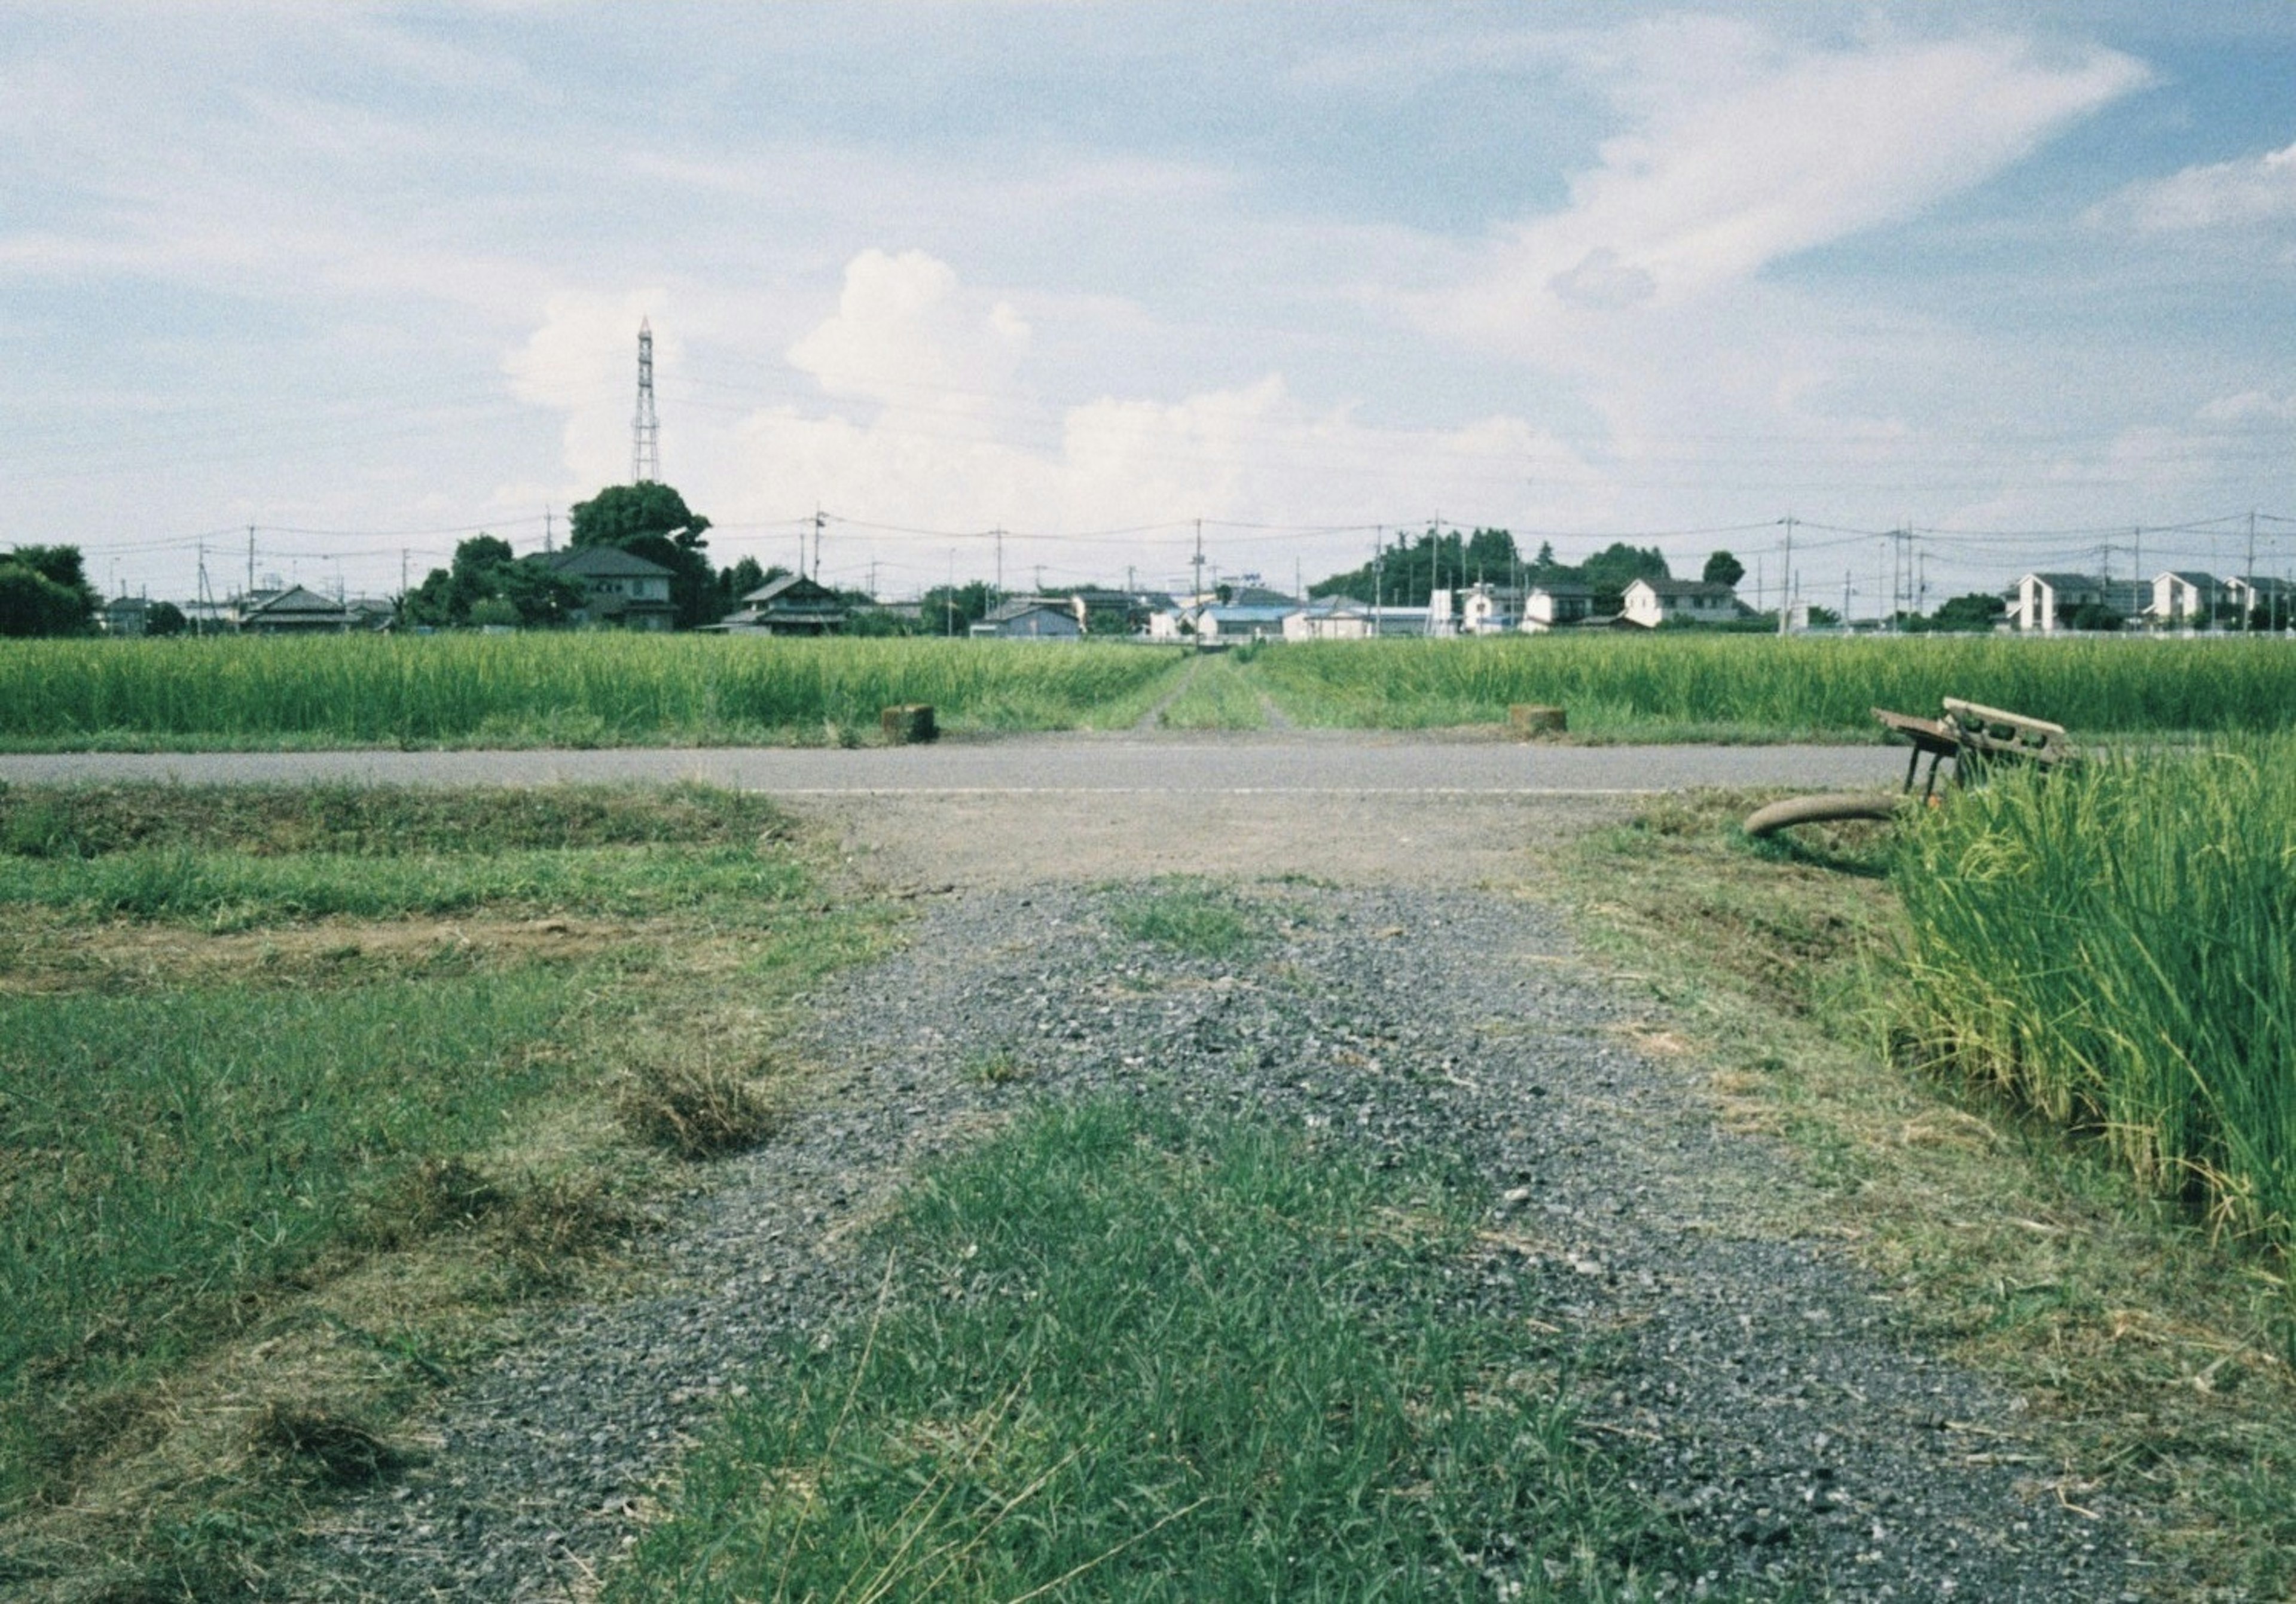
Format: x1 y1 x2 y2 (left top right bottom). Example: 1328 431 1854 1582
1106 881 1268 960
0 635 1187 748
610 1096 1711 1602
1561 789 2296 1597
1253 633 2296 738
1153 651 1271 729
0 783 891 1600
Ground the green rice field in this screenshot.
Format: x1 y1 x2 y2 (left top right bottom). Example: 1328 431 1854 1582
0 635 1186 748
4 632 2295 748
1892 734 2296 1254
1255 634 2296 737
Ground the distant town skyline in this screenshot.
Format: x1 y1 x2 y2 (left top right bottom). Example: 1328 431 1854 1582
8 3 2296 613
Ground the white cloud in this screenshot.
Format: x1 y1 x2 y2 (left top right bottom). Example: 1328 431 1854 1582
1429 33 2145 351
2199 388 2296 423
503 288 677 490
2096 140 2296 232
787 249 1031 405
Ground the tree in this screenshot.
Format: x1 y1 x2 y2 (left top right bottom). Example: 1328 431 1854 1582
400 534 582 629
921 581 998 635
719 556 768 608
1578 542 1669 616
0 545 97 636
145 600 187 637
1921 593 2005 633
2066 600 2124 632
570 482 720 628
1702 550 1746 588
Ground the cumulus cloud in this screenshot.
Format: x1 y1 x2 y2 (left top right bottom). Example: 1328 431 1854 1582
503 287 676 489
708 251 1596 578
2095 140 2296 233
1431 33 2146 352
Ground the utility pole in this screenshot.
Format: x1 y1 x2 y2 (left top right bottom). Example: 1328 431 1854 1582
1192 519 1206 606
248 526 257 601
2247 510 2258 633
1843 571 1853 629
994 528 1003 595
1778 517 1794 635
1372 526 1382 637
812 508 825 584
400 548 409 599
544 507 554 553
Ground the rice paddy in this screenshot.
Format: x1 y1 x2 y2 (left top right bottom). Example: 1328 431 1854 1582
7 631 2295 748
1891 735 2296 1255
0 635 1186 748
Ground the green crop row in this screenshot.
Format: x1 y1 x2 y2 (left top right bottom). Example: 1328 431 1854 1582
1254 634 2296 736
0 635 1186 745
1891 736 2296 1252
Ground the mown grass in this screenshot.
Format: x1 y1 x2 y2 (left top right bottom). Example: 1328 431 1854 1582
0 783 888 1601
612 1097 1709 1603
1893 736 2296 1257
1563 791 2296 1596
0 635 1186 748
1253 634 2296 737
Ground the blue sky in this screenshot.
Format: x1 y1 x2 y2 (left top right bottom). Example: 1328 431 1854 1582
7 2 2296 610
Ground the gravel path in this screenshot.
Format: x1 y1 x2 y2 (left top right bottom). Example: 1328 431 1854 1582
0 734 1906 795
300 883 2144 1601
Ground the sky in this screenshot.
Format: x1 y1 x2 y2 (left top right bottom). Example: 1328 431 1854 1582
7 2 2296 614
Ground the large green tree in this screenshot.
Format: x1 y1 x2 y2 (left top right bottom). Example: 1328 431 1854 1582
569 482 720 628
402 535 582 629
1702 550 1746 588
0 545 98 636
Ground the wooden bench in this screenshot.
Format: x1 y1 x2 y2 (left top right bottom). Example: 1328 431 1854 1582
1871 698 2075 796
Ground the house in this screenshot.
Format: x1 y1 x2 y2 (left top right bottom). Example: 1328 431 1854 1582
344 596 398 632
1364 605 1433 636
539 545 677 630
1283 596 1372 641
1520 582 1595 633
2013 572 2114 632
970 597 1082 639
239 585 350 633
2225 575 2295 627
102 595 151 636
2148 572 2219 626
1197 603 1295 643
1460 583 1526 635
708 571 845 635
1622 578 1741 628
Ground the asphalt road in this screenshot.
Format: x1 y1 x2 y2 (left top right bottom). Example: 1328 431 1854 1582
0 734 1907 794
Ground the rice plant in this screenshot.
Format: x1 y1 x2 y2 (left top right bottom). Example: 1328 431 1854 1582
1891 736 2296 1252
1253 635 2296 737
0 636 1185 746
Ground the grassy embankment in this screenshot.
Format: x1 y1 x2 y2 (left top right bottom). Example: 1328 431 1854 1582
0 782 890 1600
1253 633 2296 740
0 635 1187 750
1561 746 2296 1596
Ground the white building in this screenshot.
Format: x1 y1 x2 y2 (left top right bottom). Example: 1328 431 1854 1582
2013 572 2105 632
2149 571 2220 626
1521 583 1595 632
1283 597 1372 641
1622 578 1741 628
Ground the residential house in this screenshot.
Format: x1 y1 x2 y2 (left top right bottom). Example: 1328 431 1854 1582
1622 578 1741 628
2013 572 2105 633
2148 571 2220 626
2225 575 2296 628
970 597 1082 639
239 585 350 633
1520 582 1595 633
343 596 398 632
1196 603 1295 643
709 572 845 635
101 595 151 636
1460 583 1526 635
539 545 677 630
1283 596 1372 641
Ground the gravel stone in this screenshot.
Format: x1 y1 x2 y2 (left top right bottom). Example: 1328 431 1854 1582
298 883 2145 1600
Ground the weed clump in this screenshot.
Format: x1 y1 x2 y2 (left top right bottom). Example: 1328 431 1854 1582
618 1055 784 1158
246 1401 402 1487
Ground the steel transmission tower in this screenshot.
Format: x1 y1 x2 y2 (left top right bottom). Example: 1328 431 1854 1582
632 317 661 483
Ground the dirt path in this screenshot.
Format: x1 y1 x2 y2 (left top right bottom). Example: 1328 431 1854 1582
292 786 2145 1600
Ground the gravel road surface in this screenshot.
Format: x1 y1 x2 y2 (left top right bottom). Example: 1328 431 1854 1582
303 882 2142 1601
0 733 1904 795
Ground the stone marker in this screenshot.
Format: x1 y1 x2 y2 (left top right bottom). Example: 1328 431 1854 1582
1508 703 1567 738
881 704 938 745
